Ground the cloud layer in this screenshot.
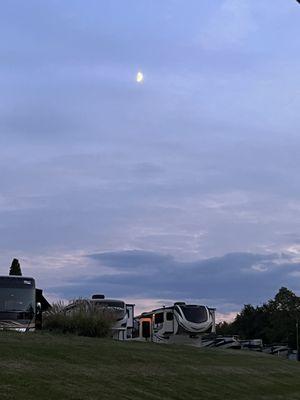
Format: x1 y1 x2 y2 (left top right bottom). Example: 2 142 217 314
39 250 300 318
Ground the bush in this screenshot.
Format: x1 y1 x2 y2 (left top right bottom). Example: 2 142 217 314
43 301 114 338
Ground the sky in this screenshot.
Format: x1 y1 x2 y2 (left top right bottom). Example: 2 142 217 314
1 0 300 319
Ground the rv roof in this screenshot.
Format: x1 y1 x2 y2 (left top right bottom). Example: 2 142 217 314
0 276 35 289
138 305 173 317
91 298 124 303
0 275 34 279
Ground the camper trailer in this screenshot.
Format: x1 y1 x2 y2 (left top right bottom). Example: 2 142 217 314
135 302 216 346
201 335 241 349
65 294 135 340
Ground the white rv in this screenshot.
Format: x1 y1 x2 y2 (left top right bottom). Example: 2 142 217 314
202 335 241 349
0 276 36 332
65 294 135 340
135 302 216 346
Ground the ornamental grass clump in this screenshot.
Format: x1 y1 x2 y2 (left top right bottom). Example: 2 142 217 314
43 300 114 338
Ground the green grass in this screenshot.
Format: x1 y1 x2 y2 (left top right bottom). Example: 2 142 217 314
0 332 300 400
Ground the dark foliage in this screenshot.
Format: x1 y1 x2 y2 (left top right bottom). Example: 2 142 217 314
9 258 22 276
217 287 300 348
43 301 114 338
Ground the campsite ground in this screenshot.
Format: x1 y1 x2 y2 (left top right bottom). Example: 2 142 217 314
1 332 300 400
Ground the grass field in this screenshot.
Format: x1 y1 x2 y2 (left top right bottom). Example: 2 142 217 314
0 332 300 400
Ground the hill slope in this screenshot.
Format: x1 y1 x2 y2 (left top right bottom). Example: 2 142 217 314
0 332 300 400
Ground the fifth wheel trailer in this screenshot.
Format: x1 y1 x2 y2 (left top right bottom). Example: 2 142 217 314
65 294 135 340
134 302 216 346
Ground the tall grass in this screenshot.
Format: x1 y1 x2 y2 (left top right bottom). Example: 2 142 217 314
43 300 115 338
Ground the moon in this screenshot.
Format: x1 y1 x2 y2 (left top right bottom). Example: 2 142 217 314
136 71 144 83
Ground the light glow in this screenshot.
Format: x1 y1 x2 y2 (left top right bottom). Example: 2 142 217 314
136 71 144 83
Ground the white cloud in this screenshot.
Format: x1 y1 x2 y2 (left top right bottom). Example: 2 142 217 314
251 263 268 272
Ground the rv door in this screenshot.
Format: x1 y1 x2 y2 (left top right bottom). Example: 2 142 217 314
163 311 174 334
139 317 152 339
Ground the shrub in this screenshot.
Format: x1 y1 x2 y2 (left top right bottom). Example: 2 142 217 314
43 300 114 338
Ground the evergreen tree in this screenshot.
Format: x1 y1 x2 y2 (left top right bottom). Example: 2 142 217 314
9 258 22 276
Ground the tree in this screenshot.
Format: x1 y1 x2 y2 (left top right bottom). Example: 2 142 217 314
273 287 300 312
267 287 300 347
216 321 234 336
217 287 300 348
9 258 22 276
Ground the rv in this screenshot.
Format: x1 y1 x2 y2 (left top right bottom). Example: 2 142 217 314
135 302 216 346
202 335 241 349
240 339 263 351
262 344 290 357
65 294 135 340
0 276 37 331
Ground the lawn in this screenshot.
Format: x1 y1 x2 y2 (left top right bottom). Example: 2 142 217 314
0 332 300 400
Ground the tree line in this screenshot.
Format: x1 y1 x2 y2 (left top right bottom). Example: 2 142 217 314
217 287 300 348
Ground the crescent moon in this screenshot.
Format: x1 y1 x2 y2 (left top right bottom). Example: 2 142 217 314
136 72 144 83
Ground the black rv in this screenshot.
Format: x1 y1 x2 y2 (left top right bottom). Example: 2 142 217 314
0 276 36 331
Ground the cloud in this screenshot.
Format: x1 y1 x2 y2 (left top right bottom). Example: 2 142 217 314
41 250 300 316
0 105 80 141
89 250 173 271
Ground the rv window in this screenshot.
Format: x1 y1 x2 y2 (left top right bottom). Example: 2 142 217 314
94 301 125 309
181 305 208 323
166 312 173 321
154 313 164 324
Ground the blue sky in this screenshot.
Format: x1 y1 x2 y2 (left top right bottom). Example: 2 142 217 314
1 0 300 318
